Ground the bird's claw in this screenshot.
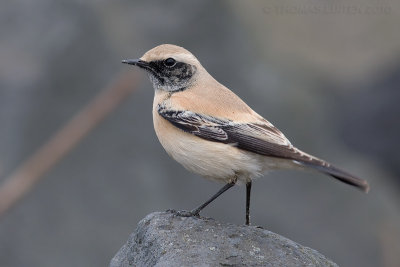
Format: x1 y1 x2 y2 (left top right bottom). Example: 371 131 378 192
174 210 199 217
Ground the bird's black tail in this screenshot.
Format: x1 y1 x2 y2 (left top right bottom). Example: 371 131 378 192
300 161 370 193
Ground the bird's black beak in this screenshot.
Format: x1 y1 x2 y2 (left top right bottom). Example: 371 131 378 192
122 59 148 68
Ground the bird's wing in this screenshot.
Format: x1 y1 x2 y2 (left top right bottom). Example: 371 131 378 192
157 105 312 161
158 105 370 192
157 104 368 174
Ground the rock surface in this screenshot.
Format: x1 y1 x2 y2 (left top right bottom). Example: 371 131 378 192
110 211 338 267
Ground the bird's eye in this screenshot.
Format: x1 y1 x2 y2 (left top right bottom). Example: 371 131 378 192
164 58 176 67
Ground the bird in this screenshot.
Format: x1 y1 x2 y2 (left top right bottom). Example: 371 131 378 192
122 44 369 225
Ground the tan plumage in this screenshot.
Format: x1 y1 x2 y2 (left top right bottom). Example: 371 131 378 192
123 44 369 224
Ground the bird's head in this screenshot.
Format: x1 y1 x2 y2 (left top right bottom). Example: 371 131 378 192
123 44 201 92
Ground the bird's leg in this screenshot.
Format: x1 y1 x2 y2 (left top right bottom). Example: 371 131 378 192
246 180 252 225
176 180 236 217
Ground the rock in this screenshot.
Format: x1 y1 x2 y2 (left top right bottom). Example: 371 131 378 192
110 211 338 267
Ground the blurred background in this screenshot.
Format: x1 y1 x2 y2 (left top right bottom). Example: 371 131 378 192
0 0 399 266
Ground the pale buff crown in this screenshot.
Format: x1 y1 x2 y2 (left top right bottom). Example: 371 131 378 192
140 44 200 66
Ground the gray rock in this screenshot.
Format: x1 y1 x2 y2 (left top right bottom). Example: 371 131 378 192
110 211 338 267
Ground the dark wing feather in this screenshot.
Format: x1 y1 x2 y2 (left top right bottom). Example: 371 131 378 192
158 106 303 159
158 106 369 192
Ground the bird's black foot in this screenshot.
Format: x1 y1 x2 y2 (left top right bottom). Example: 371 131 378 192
166 209 177 214
175 210 200 217
167 181 236 220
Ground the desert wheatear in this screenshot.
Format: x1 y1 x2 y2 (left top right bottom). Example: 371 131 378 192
123 44 369 225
